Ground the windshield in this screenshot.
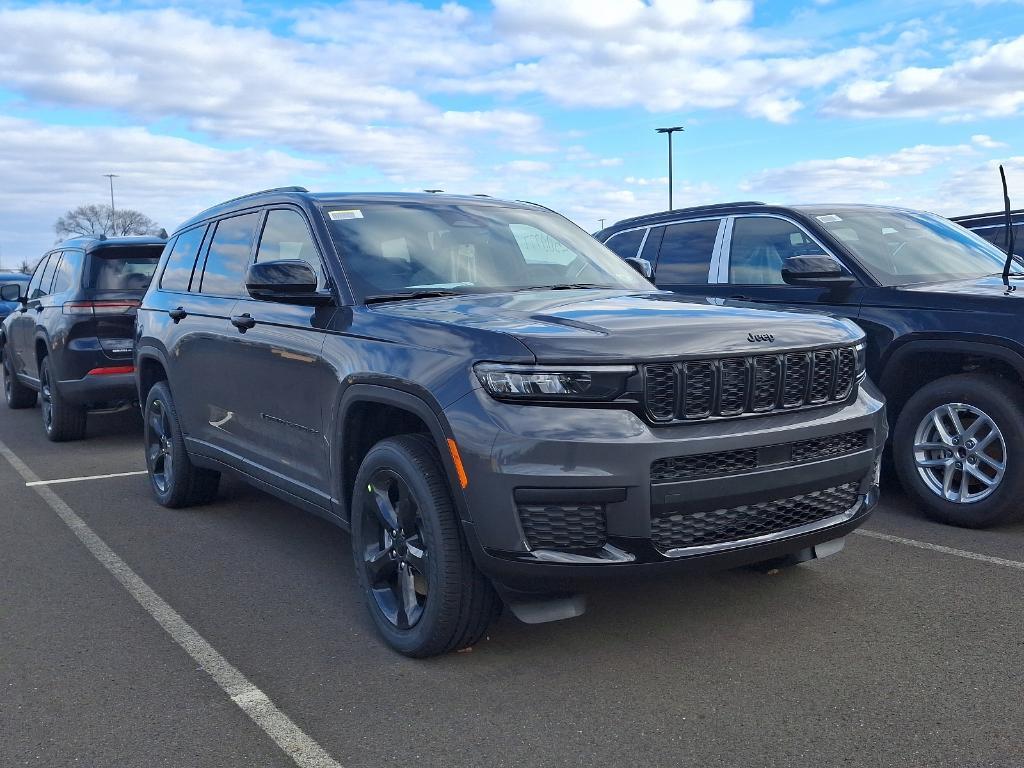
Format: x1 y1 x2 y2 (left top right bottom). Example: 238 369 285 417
805 207 1010 286
321 202 652 300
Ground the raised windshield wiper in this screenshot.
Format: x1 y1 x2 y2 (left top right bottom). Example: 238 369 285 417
363 289 461 304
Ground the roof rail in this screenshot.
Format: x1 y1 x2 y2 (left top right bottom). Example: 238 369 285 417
611 200 767 228
217 186 310 206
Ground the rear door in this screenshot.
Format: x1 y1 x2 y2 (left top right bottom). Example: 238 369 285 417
648 218 725 300
226 207 337 503
21 252 60 381
172 211 262 458
9 255 50 379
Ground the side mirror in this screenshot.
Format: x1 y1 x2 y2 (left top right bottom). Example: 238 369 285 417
0 283 25 302
624 257 654 280
245 260 332 305
781 254 855 288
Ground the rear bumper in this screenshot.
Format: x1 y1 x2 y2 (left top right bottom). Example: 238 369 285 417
444 379 887 590
57 371 137 406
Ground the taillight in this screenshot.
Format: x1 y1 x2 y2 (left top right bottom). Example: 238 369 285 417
63 299 141 315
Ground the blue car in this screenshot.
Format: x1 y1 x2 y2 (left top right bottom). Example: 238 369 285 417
0 272 30 322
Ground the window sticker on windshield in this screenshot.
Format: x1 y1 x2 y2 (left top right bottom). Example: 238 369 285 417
329 209 363 220
816 214 842 223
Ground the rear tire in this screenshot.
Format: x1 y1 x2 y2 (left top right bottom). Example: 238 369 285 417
351 434 498 657
894 374 1024 528
144 381 220 508
2 348 36 409
40 356 86 441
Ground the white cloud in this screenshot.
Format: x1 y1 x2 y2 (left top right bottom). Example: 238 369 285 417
972 134 1008 149
499 159 552 173
739 142 978 203
0 117 324 259
826 34 1024 119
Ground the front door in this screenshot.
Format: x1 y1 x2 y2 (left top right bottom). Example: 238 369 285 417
225 207 337 504
719 214 864 320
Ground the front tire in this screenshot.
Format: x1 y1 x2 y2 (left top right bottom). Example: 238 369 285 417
144 381 220 508
2 348 36 409
40 357 86 441
351 434 498 657
894 374 1024 528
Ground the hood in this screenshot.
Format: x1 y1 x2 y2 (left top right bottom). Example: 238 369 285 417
895 274 1024 307
370 289 863 362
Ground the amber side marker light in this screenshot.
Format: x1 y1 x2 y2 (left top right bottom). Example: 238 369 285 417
446 438 469 489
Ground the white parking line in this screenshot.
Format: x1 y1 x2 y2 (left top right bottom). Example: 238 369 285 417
25 470 148 487
0 438 343 768
855 528 1024 571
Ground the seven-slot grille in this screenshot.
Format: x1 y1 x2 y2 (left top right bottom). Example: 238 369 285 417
642 347 858 423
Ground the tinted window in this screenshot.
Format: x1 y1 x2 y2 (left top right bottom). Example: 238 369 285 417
655 220 719 285
604 228 645 259
27 255 50 299
200 213 261 296
161 226 207 292
730 217 819 285
86 247 161 291
255 210 322 284
51 250 84 294
37 253 60 298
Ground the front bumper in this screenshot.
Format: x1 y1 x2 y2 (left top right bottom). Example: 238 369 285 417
444 379 887 589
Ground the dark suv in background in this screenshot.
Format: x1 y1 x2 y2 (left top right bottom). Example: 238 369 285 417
0 236 165 440
598 202 1024 528
136 188 886 657
952 209 1022 258
0 272 31 323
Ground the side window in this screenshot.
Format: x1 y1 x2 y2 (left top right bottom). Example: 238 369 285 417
199 213 261 297
26 255 50 299
51 250 84 294
36 253 60 299
729 217 819 286
604 229 645 259
654 220 720 286
509 224 577 266
160 226 207 292
255 209 324 285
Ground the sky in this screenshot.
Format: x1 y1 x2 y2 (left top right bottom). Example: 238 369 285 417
1 0 1023 266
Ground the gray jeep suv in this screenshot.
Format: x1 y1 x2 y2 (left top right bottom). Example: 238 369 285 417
136 188 887 656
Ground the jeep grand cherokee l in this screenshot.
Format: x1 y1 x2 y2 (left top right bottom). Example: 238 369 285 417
135 188 886 656
1 236 164 440
598 202 1024 528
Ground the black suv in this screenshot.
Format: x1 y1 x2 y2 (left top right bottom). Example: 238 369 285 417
136 188 886 656
598 202 1024 528
952 209 1022 258
0 236 165 440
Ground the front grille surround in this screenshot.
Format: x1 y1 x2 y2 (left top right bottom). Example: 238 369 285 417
642 346 859 423
651 482 860 551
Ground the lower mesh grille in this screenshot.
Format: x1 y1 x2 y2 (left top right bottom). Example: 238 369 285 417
651 430 871 483
519 504 607 551
650 483 859 550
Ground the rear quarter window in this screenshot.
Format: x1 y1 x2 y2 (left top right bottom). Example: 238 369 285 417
85 247 162 291
160 226 207 292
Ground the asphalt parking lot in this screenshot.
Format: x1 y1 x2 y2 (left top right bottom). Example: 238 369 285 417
2 405 1024 768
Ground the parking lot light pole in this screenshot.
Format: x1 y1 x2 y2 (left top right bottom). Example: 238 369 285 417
655 126 684 210
104 174 119 233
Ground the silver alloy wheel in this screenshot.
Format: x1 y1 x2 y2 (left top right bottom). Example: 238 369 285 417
913 402 1006 504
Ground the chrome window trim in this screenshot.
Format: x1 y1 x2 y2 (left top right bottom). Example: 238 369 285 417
721 213 844 286
712 217 733 284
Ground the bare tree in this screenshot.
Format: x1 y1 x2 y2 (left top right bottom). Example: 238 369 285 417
55 204 161 240
19 259 32 274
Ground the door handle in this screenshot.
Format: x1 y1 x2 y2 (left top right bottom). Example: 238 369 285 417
168 307 187 323
230 313 256 332
729 294 750 300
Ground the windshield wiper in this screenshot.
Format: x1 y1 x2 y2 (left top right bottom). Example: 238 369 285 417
518 283 614 291
363 289 461 304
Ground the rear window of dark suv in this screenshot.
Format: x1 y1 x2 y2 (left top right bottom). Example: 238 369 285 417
85 246 161 292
